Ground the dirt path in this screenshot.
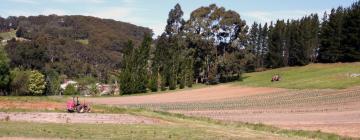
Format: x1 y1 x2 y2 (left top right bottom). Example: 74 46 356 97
0 112 164 125
87 84 285 105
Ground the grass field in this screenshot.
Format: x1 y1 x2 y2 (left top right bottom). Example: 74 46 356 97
0 29 16 40
0 122 242 140
238 63 360 89
75 39 89 45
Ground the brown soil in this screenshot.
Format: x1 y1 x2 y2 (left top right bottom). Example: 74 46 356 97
169 87 360 138
0 112 164 125
0 101 64 111
0 137 60 140
88 84 285 105
89 85 360 138
175 108 360 137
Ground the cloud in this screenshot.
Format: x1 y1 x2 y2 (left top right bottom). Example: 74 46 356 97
148 22 166 37
3 10 34 17
88 7 133 20
50 0 106 3
41 9 68 15
243 10 326 24
8 0 37 4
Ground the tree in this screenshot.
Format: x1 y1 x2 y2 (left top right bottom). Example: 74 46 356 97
0 47 10 95
134 34 151 93
148 71 158 92
119 35 151 95
342 1 360 61
260 23 269 68
288 20 304 66
9 68 30 96
154 3 187 90
28 70 46 96
119 41 135 95
89 83 99 96
267 20 286 68
77 76 97 95
45 70 60 95
63 84 79 95
318 8 345 62
247 22 260 71
165 3 185 36
185 57 194 87
185 4 245 83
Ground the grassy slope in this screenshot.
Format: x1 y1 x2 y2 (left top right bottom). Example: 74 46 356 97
0 29 16 40
0 122 242 140
237 63 360 89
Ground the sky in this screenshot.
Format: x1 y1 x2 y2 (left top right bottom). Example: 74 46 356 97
0 0 356 36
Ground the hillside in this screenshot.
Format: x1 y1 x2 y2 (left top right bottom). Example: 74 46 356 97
0 29 16 41
238 63 360 89
0 15 152 82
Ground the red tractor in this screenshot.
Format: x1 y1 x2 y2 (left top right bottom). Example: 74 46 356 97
271 74 281 82
67 97 91 113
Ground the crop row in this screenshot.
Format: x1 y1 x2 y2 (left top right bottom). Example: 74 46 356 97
123 88 360 111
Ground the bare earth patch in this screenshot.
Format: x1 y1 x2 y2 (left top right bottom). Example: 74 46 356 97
0 112 164 125
169 87 360 138
0 137 61 140
88 85 360 138
88 84 285 105
0 101 64 111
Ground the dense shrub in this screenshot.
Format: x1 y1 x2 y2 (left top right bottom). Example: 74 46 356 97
63 84 79 95
9 69 30 96
28 70 46 96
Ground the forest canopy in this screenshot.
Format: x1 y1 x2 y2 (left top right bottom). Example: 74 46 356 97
0 15 152 82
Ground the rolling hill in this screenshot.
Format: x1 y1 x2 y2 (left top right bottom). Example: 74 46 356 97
238 63 360 89
0 15 152 82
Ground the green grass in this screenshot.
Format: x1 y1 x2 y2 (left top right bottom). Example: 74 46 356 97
75 39 89 45
237 63 360 89
0 121 243 140
0 29 17 40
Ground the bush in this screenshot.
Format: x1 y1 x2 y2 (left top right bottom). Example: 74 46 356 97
148 74 158 92
0 48 10 95
45 70 60 95
28 70 46 96
63 84 79 95
89 84 99 96
9 69 30 96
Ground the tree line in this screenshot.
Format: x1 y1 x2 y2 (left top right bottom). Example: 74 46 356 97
118 1 360 95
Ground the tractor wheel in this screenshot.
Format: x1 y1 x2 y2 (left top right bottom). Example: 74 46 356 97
76 105 83 113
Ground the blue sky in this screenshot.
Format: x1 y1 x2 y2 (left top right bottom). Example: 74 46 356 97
0 0 356 36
